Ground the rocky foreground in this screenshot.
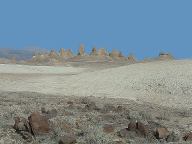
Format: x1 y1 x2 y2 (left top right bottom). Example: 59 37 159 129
0 91 192 144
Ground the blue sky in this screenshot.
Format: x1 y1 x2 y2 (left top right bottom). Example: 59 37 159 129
0 0 192 59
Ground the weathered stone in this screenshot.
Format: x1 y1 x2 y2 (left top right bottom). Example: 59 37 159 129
13 117 31 133
166 131 179 142
155 127 169 139
98 48 107 57
78 44 85 56
60 48 65 57
90 47 97 56
58 135 76 144
136 122 149 137
183 132 192 141
103 124 114 133
127 54 136 63
49 50 58 58
28 112 50 135
118 128 129 138
85 101 98 111
127 121 137 131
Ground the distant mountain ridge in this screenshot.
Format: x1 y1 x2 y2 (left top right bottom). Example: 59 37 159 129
0 48 47 60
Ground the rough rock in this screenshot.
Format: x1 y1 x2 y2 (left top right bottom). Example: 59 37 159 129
84 101 99 111
127 54 136 63
58 135 77 144
155 127 169 139
183 132 192 141
90 47 97 56
13 117 31 133
98 48 107 57
49 50 58 58
60 48 65 57
136 122 149 137
28 112 50 135
127 121 137 131
103 124 114 133
159 52 174 60
166 131 179 142
78 44 85 56
117 128 129 138
109 50 121 59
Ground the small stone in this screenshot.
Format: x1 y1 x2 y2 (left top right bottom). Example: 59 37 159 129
58 135 76 144
127 121 137 131
155 127 169 139
13 117 31 133
103 124 114 133
136 122 149 137
118 128 129 138
28 112 50 135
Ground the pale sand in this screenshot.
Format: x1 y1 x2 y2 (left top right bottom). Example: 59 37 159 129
0 60 192 108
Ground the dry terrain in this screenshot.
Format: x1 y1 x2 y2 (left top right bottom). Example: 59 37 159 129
0 60 192 144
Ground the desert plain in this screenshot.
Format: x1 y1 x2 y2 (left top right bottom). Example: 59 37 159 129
0 59 192 143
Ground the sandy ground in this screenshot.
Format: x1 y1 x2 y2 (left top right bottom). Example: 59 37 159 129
0 60 192 109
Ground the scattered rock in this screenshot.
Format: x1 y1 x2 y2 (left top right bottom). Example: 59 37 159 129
136 121 149 137
58 135 76 144
84 101 99 111
101 103 116 113
103 124 114 133
127 121 137 131
118 128 129 138
166 131 179 142
20 131 34 142
155 127 169 139
13 117 31 133
28 112 50 135
183 132 192 141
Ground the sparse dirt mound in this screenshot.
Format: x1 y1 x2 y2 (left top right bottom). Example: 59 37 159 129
127 54 136 63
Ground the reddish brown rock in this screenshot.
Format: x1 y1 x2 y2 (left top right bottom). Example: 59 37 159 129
28 112 50 135
183 132 192 141
127 121 137 131
155 127 169 139
136 122 149 137
58 135 76 144
103 124 114 133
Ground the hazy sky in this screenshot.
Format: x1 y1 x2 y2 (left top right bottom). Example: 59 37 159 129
0 0 192 59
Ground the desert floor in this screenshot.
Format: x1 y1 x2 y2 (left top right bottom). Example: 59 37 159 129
0 60 192 144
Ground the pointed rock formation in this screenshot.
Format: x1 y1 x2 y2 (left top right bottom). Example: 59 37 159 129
59 48 65 57
65 49 73 58
98 48 107 57
78 44 85 56
90 47 97 56
49 50 58 59
127 54 136 63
